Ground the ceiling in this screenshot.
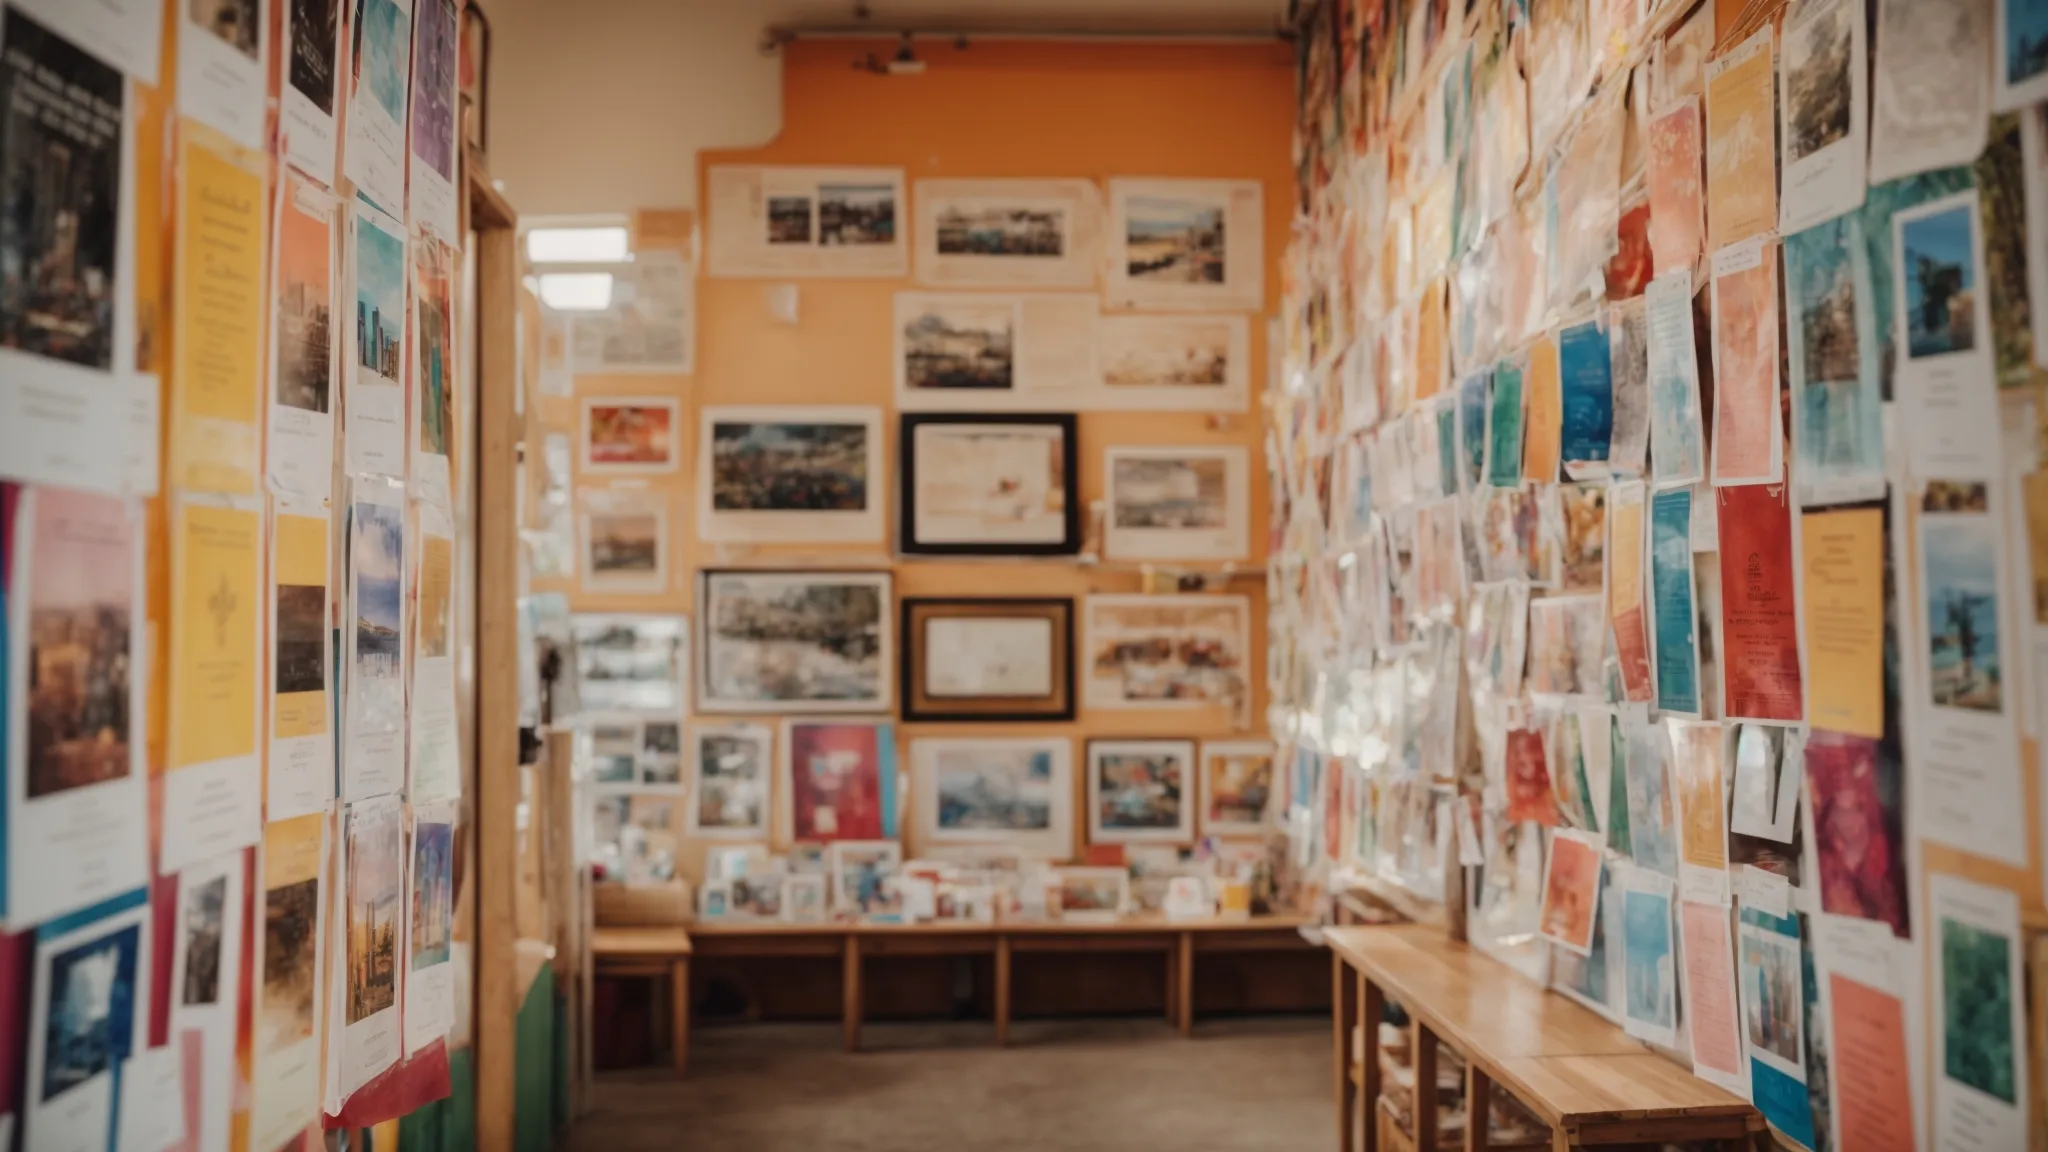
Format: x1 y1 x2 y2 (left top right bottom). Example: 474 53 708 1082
745 0 1293 37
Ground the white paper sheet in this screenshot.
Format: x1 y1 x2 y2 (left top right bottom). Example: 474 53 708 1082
913 178 1103 289
1929 874 2028 1152
12 0 160 82
1869 0 1992 183
278 0 342 185
332 795 405 1100
570 251 693 375
342 0 414 214
1893 191 2000 479
25 894 150 1152
345 198 409 479
1096 313 1252 412
1777 0 1867 232
176 0 267 148
343 478 408 799
706 165 909 278
406 0 460 244
166 851 244 1152
114 1044 184 1152
403 799 457 1055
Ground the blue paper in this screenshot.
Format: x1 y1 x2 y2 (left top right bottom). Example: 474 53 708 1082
1738 907 1818 1150
1649 487 1698 714
1558 319 1614 471
878 724 900 839
1486 360 1526 486
1457 371 1489 491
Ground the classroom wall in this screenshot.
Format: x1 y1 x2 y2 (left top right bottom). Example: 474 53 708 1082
533 37 1296 880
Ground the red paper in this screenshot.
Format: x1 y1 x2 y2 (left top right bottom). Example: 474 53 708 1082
1829 974 1916 1152
1716 484 1804 721
786 722 887 842
1505 727 1560 826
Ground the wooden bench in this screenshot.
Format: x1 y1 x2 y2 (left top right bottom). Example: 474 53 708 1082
590 926 693 1076
1326 924 1762 1151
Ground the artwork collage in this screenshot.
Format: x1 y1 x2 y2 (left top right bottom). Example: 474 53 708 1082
549 167 1309 934
0 0 469 1148
1278 0 2047 1149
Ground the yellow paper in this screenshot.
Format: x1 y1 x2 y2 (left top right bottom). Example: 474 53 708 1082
1415 278 1446 402
1522 334 1562 482
1704 29 1777 252
418 532 453 659
2023 470 2048 626
1800 507 1885 738
173 127 267 495
272 510 330 741
171 501 261 768
263 813 326 889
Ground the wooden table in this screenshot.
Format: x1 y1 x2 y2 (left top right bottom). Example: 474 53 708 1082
1326 924 1762 1151
590 926 693 1076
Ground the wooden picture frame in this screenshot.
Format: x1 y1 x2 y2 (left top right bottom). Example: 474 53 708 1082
898 412 1081 555
899 596 1074 722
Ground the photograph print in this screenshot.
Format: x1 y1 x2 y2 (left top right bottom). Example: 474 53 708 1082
581 397 680 473
900 596 1074 721
410 817 453 970
408 0 458 181
1103 446 1249 561
288 0 340 113
0 10 122 371
588 720 639 784
37 918 141 1104
912 179 1101 289
1088 739 1196 844
570 614 687 714
936 200 1064 258
276 183 334 413
900 413 1079 555
192 0 260 59
1998 0 2048 107
915 736 1070 856
898 295 1017 393
686 723 771 838
818 182 895 245
578 489 667 594
701 406 883 542
766 191 812 245
343 799 404 1026
354 207 406 387
1199 741 1276 835
179 873 227 1006
1106 178 1261 310
1938 898 2019 1105
414 241 455 461
699 570 893 713
350 495 405 724
1123 193 1226 284
1921 481 2004 714
1897 195 1984 360
261 870 320 1055
1784 0 1853 163
23 488 135 800
1083 594 1250 714
639 720 682 785
355 0 410 124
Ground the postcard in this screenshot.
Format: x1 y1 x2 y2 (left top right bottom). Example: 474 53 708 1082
1799 507 1885 737
336 794 404 1099
1709 240 1783 486
1996 0 2048 109
1736 907 1817 1148
1199 740 1277 837
1778 0 1867 232
411 504 459 801
577 487 670 596
1103 178 1263 312
1558 318 1614 479
1528 594 1605 698
342 0 412 211
782 719 898 842
1104 446 1249 562
162 496 262 871
344 479 407 798
1785 215 1886 505
699 406 883 544
1727 723 1803 844
251 814 325 1152
1087 739 1196 845
410 235 457 507
1622 711 1680 879
1540 830 1604 955
1647 99 1706 277
171 129 266 497
580 397 680 475
278 0 342 183
1621 871 1678 1047
1649 486 1700 715
1704 28 1777 251
1455 369 1490 492
6 489 150 928
708 166 908 278
1914 478 2026 866
1607 299 1650 478
404 799 456 1056
1668 719 1730 904
25 890 149 1152
683 724 768 838
912 178 1102 289
1893 191 1999 478
168 848 244 1152
914 737 1071 858
0 13 139 496
1828 962 1916 1151
699 570 891 713
406 0 459 242
346 198 408 478
1645 272 1708 486
1871 0 1991 183
1679 899 1749 1096
268 504 334 822
1552 483 1607 595
1716 483 1804 723
1484 355 1526 485
1522 334 1563 483
265 173 336 503
1930 874 2029 1149
570 251 694 375
1804 732 1911 938
1083 594 1249 718
179 0 267 148
1608 482 1653 703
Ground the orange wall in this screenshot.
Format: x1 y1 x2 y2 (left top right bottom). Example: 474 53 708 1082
540 38 1296 869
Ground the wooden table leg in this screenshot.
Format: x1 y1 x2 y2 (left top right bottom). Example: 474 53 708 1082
1360 974 1383 1152
842 935 863 1053
670 956 690 1078
1464 1062 1490 1152
1335 954 1359 1152
1177 932 1194 1038
994 934 1012 1047
1414 1023 1439 1152
1163 939 1177 1028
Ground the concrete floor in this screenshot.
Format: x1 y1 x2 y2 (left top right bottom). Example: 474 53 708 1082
570 1016 1331 1152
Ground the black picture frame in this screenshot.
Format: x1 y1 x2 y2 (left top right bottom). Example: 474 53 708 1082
899 596 1076 722
898 412 1081 556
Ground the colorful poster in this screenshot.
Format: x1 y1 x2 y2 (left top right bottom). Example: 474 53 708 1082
1737 907 1817 1148
24 891 149 1152
5 488 148 924
1621 872 1677 1047
1647 98 1706 277
1505 725 1560 826
1645 271 1707 486
1778 0 1867 233
1558 317 1614 479
335 794 404 1099
1930 873 2028 1151
1785 214 1886 506
1805 733 1911 938
1828 966 1916 1152
163 497 263 872
1914 478 2026 865
1539 828 1604 954
1717 484 1805 723
403 799 456 1055
342 0 415 213
172 131 267 497
1522 333 1562 483
268 505 333 822
1650 486 1700 715
267 173 337 503
279 0 343 184
1669 719 1730 905
1606 297 1649 477
784 720 899 842
406 0 460 244
1704 27 1778 252
251 814 325 1152
1800 507 1885 738
1679 898 1748 1096
1623 711 1680 879
346 199 408 479
1709 240 1783 486
1485 355 1526 486
1608 481 1652 703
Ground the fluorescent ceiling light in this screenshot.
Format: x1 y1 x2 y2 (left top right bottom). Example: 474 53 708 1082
538 272 613 312
526 225 630 264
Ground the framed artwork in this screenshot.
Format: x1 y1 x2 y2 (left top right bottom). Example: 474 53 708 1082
782 873 829 921
911 177 1103 289
1102 445 1250 561
705 165 908 279
911 736 1072 858
697 570 893 713
899 412 1080 555
586 716 682 790
1096 313 1252 411
1087 738 1197 844
1199 740 1277 836
827 840 905 914
579 396 680 473
781 718 899 843
892 292 1100 409
1103 177 1264 312
1082 594 1250 714
1055 866 1132 922
684 722 771 839
698 405 884 542
577 487 669 594
569 614 686 714
899 596 1074 722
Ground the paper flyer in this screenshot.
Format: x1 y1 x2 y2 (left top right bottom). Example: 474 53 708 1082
402 799 456 1055
1668 719 1730 905
1645 271 1707 486
279 0 343 185
1777 0 1867 233
1678 898 1749 1096
1716 484 1805 724
176 0 267 148
267 172 338 504
1557 316 1614 479
1649 485 1700 716
1607 480 1652 703
268 504 334 822
4 488 149 925
1484 354 1526 486
1736 906 1817 1148
11 0 161 82
1870 0 1991 183
250 813 326 1152
24 890 149 1152
1647 98 1706 277
342 0 416 214
1704 27 1778 251
1929 873 2028 1152
1800 506 1885 738
345 198 409 479
162 496 263 872
1892 191 2000 479
1709 239 1784 487
1620 869 1678 1048
1522 333 1563 484
406 0 461 245
411 235 457 509
171 129 266 498
333 795 404 1100
409 503 460 802
343 479 408 799
165 849 244 1152
1785 214 1887 507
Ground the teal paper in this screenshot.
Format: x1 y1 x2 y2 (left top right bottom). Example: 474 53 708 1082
1650 486 1698 714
